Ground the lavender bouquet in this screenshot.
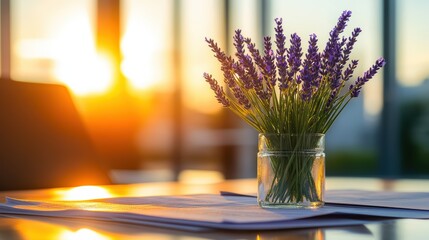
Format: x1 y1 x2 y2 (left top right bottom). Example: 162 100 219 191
204 11 385 207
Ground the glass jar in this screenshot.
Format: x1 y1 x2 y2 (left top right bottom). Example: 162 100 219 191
257 133 325 208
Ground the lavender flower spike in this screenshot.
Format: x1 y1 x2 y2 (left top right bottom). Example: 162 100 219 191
203 73 230 107
321 11 352 61
233 30 246 61
206 37 246 98
341 28 362 67
232 31 253 89
232 84 252 109
263 36 277 87
320 10 352 83
350 58 386 97
330 10 352 44
286 33 302 84
342 59 359 81
245 38 265 76
300 33 320 101
275 18 288 90
205 37 235 86
246 38 273 97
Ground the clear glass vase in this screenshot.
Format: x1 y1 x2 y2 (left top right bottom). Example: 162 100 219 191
257 133 325 208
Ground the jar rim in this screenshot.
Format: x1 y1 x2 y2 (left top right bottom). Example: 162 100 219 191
258 133 325 152
259 133 325 137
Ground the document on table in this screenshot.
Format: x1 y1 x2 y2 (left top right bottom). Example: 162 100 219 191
0 190 428 231
325 190 429 210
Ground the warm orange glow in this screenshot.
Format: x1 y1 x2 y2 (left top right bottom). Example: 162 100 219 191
59 228 111 240
181 0 224 114
178 170 224 185
14 220 67 240
54 52 113 95
61 186 113 201
50 15 114 95
54 53 114 95
121 56 157 90
14 220 106 240
121 23 160 91
120 0 173 92
17 8 115 96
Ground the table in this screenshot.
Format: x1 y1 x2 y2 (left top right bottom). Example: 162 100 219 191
1 177 429 239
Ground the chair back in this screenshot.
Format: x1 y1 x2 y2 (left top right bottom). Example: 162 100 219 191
0 80 111 190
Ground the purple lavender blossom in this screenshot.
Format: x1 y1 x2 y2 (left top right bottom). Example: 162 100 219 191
246 38 274 98
245 38 265 76
205 37 235 86
221 57 237 89
205 37 227 64
205 11 386 125
233 30 246 60
238 49 267 100
264 36 277 87
300 34 320 101
350 58 386 97
232 31 264 99
286 33 302 84
321 10 352 88
206 37 252 108
342 59 359 81
341 28 361 67
331 28 361 84
330 37 347 88
324 10 352 56
245 38 269 91
203 73 230 107
232 61 252 89
232 85 252 109
231 65 248 87
232 31 253 89
275 18 288 90
246 55 269 100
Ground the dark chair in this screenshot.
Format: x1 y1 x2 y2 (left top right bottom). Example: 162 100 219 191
0 80 111 190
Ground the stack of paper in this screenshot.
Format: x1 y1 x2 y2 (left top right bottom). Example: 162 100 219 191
0 190 428 231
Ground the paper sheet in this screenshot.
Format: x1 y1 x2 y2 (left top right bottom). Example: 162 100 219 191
222 189 429 211
1 190 428 231
325 190 429 210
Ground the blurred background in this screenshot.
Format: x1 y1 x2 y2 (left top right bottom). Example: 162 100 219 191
1 0 428 184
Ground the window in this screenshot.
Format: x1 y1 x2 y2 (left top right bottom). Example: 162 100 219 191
2 0 427 182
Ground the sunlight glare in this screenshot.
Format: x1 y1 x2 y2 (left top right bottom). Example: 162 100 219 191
62 186 112 201
121 8 164 91
59 228 111 240
181 0 224 114
121 56 157 90
54 54 114 95
50 11 114 95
